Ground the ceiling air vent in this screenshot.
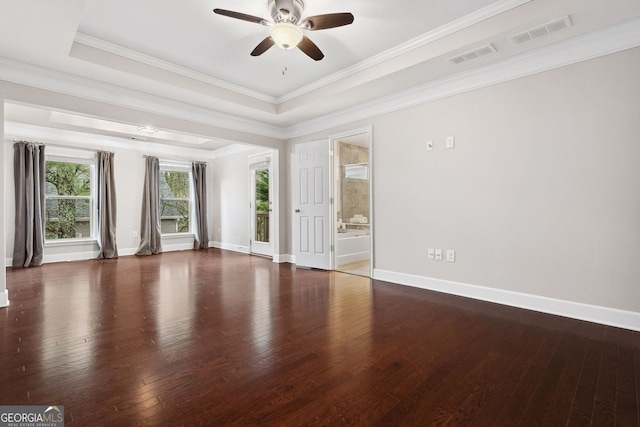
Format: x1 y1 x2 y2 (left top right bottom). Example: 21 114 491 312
509 15 572 45
448 44 496 65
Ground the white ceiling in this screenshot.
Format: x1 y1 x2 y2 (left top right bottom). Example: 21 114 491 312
77 0 500 98
1 0 639 152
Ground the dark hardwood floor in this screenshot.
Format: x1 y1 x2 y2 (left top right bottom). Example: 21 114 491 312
1 249 638 426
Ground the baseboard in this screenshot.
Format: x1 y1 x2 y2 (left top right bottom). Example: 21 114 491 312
162 242 195 252
273 254 295 264
337 251 370 265
0 290 9 308
118 247 137 257
209 241 250 254
373 269 640 332
6 243 197 266
43 251 100 264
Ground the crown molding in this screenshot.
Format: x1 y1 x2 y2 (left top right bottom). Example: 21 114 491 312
74 33 277 104
2 17 638 144
209 143 257 160
284 17 640 138
4 122 239 160
0 58 287 140
275 0 532 104
74 0 532 107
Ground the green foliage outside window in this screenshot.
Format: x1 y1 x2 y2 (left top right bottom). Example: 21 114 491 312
160 171 190 233
255 169 269 213
254 169 269 242
45 161 91 240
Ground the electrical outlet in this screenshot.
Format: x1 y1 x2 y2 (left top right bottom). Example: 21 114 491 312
427 140 433 151
435 249 443 261
132 231 138 238
428 248 435 259
446 136 455 149
446 249 455 263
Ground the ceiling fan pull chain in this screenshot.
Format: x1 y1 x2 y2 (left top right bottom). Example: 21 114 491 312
282 49 288 76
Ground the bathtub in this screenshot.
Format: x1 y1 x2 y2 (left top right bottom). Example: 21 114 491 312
336 230 370 265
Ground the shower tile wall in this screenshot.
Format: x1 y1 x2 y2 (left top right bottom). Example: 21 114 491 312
339 142 369 223
340 142 369 165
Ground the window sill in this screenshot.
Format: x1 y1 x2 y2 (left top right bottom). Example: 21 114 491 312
45 238 97 247
161 232 194 240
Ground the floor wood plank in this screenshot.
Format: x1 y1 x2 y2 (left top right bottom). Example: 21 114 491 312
1 249 638 426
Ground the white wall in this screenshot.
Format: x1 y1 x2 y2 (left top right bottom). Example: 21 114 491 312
210 148 277 253
289 47 640 317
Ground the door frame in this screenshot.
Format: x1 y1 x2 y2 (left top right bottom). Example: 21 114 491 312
248 150 279 259
329 126 374 276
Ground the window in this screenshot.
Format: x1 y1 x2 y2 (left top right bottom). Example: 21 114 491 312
45 159 94 240
159 167 192 234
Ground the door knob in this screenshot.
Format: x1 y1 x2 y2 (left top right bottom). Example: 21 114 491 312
295 209 300 213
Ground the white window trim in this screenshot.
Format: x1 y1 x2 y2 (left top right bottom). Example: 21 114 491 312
44 154 97 243
159 165 194 236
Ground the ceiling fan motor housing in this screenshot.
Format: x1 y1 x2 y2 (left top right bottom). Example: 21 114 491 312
269 0 304 24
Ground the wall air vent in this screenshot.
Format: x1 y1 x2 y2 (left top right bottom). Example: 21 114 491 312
448 44 496 65
509 15 572 45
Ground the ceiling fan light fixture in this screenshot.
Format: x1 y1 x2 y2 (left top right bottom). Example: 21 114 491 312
269 22 303 50
137 125 158 134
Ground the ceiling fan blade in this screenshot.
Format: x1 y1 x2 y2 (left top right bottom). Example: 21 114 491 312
213 9 267 25
304 13 354 30
298 36 324 61
251 37 275 56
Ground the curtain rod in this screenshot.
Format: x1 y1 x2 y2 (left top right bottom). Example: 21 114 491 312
12 139 114 155
143 154 206 165
12 139 44 146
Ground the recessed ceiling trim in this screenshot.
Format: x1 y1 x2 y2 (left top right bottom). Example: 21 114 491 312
75 0 532 106
275 0 532 103
4 122 218 159
49 111 210 145
0 57 287 140
284 17 640 138
3 17 638 142
73 33 277 104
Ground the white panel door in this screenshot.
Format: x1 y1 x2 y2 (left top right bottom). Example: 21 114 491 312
294 140 331 269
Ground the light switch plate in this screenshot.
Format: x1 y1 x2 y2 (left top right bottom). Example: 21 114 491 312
428 248 435 259
446 136 455 149
427 140 433 151
435 249 443 260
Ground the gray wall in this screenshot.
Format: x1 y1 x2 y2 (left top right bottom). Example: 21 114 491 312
209 147 286 257
289 47 640 313
210 149 253 249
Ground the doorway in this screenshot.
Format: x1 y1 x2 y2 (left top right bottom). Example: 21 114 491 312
332 129 372 277
249 153 273 257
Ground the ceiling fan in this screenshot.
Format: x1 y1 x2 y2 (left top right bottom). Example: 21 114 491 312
213 0 354 61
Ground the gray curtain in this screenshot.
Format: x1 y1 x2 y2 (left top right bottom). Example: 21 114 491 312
192 161 209 250
97 151 118 259
136 156 162 255
13 142 46 267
